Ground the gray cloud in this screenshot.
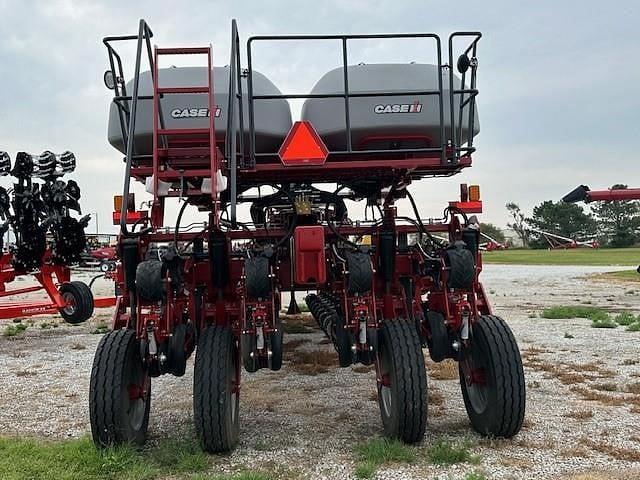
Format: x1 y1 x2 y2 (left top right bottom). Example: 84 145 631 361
1 0 637 231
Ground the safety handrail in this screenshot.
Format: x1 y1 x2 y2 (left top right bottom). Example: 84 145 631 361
241 32 481 167
103 19 156 236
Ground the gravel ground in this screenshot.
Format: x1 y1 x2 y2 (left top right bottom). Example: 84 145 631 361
1 265 640 479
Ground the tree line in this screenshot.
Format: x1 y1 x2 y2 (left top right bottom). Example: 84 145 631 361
485 185 640 248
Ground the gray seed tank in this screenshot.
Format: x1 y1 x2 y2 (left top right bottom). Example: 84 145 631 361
301 63 479 152
107 66 292 155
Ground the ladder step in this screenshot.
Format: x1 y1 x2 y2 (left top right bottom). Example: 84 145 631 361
156 47 209 55
157 169 212 180
158 147 212 157
157 128 211 136
157 86 210 94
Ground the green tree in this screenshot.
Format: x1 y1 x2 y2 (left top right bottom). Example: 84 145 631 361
591 184 640 247
480 223 506 244
527 200 596 248
506 203 529 247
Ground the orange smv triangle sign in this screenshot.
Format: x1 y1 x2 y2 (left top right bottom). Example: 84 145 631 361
278 121 329 166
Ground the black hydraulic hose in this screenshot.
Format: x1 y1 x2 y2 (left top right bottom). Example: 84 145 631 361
89 274 105 289
266 184 298 250
444 205 469 224
174 200 189 250
325 185 360 249
406 189 447 248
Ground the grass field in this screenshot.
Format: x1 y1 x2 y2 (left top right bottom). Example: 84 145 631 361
482 248 640 266
598 270 640 282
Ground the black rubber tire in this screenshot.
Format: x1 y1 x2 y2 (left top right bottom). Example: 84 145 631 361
426 311 449 362
459 315 526 438
269 314 284 371
99 261 110 273
169 324 188 377
335 313 354 367
90 329 151 447
241 333 259 373
194 326 240 453
135 260 165 302
376 318 427 443
346 252 372 295
59 281 94 324
245 256 270 299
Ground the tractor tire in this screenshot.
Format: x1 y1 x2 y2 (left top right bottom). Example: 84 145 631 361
335 313 354 367
135 260 165 302
376 318 427 443
426 311 449 362
346 252 372 295
459 315 525 438
269 314 284 371
194 325 240 453
245 256 270 299
90 329 151 447
59 281 94 324
241 333 259 373
169 323 188 377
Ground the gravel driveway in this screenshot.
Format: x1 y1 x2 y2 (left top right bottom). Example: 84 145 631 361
1 265 639 479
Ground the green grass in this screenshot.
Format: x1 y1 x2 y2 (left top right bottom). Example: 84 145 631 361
0 435 216 480
614 312 639 326
0 436 153 480
541 306 640 331
541 305 609 321
91 322 110 334
591 317 618 328
354 438 415 478
145 437 208 474
464 472 488 480
483 247 640 266
425 439 480 466
3 323 27 337
192 473 274 480
600 270 640 282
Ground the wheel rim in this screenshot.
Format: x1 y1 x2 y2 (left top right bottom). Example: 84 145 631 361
230 347 239 424
125 356 149 432
61 292 76 315
462 346 489 413
377 344 393 419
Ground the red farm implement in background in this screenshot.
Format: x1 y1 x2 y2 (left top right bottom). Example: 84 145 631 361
0 150 116 323
0 251 115 321
564 185 640 203
92 19 525 452
526 227 598 250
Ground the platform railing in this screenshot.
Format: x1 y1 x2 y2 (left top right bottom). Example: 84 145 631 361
448 32 481 162
104 19 163 236
244 33 446 167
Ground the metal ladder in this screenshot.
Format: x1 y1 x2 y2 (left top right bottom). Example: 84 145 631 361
151 46 218 222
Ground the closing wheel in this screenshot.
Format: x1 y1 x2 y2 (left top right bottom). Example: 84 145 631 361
59 281 94 324
90 329 151 447
136 260 165 302
335 313 354 367
194 325 240 453
169 323 193 377
376 318 427 443
245 256 270 299
459 315 525 438
241 333 259 373
426 311 449 363
269 314 283 371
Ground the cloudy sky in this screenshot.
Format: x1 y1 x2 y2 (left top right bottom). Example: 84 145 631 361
1 0 638 233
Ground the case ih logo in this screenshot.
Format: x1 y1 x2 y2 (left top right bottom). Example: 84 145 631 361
373 101 422 114
170 107 221 119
